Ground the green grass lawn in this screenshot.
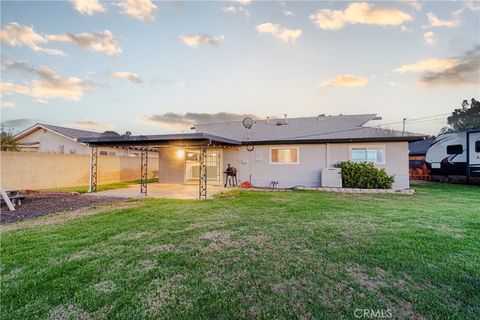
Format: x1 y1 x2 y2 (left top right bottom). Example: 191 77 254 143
48 178 159 194
1 183 479 319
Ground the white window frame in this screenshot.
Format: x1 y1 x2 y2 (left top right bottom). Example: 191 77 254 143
269 147 300 165
349 145 386 164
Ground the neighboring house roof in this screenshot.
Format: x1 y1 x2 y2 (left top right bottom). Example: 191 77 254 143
409 139 434 155
194 114 425 143
14 123 103 143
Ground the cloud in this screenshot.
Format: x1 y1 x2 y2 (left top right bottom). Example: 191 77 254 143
0 81 31 95
119 0 157 21
179 34 224 48
1 100 15 108
71 0 105 15
232 0 251 5
319 74 369 87
465 0 480 12
47 30 121 56
0 118 34 129
309 2 412 30
394 47 480 88
0 22 120 57
419 46 480 88
110 71 142 83
0 22 66 56
423 31 436 45
394 58 458 73
141 112 258 127
222 6 250 18
423 12 461 28
283 10 294 17
2 59 93 102
255 23 302 43
69 119 113 130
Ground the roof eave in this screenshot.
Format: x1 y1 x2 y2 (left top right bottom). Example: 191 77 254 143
244 136 427 145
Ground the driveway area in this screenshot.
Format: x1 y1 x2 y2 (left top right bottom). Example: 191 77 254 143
90 183 228 199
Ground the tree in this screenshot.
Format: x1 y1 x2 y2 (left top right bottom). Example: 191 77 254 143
440 98 480 134
102 130 120 137
123 131 132 137
0 132 19 151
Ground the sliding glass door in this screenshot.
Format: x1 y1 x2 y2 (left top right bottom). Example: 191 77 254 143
184 149 222 185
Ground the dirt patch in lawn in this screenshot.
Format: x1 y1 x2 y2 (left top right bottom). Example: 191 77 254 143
1 199 141 233
1 193 116 224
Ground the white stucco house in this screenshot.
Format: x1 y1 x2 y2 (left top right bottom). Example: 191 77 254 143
13 123 146 156
80 114 426 191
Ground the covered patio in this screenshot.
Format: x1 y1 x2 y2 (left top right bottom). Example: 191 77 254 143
78 133 241 199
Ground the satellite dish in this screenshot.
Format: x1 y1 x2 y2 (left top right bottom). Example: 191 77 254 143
242 117 254 129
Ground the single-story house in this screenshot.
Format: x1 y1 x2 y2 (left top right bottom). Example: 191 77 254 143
13 123 151 157
80 114 426 191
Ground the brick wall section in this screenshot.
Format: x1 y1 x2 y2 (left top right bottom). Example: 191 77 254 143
0 152 159 190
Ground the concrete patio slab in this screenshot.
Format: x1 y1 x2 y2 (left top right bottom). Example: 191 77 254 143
89 183 228 199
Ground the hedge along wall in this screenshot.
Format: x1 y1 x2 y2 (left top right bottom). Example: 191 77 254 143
0 152 159 190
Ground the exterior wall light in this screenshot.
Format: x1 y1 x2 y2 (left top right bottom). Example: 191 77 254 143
176 148 185 159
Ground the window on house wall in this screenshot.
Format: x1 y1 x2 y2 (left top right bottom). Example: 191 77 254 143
59 145 64 153
351 147 385 163
100 151 117 156
476 141 480 153
69 149 76 154
270 147 299 164
446 144 463 155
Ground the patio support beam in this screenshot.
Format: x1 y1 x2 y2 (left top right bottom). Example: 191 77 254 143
88 146 98 193
140 146 148 196
199 145 208 199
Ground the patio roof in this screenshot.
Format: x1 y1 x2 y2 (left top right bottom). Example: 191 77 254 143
78 133 241 147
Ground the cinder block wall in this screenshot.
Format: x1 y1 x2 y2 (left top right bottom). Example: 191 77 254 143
0 152 159 190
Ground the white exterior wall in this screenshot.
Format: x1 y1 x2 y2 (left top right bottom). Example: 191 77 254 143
223 142 410 190
17 128 88 154
16 128 135 156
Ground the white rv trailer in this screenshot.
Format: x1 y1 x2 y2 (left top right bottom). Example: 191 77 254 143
425 130 480 180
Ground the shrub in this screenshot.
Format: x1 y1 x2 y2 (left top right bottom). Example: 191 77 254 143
337 161 394 189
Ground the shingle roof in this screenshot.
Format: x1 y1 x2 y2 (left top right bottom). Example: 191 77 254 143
39 124 103 140
194 114 424 143
409 139 434 155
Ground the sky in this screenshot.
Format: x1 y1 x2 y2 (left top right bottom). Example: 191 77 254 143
1 0 479 136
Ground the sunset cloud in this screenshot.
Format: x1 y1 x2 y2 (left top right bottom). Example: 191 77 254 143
319 75 369 87
0 22 66 56
119 0 157 21
47 30 121 56
142 112 258 127
394 47 479 88
2 60 93 102
423 31 436 45
179 34 224 48
394 58 458 73
255 23 302 43
71 0 105 15
419 46 480 88
69 119 113 130
309 2 412 30
423 12 461 28
0 81 31 95
110 71 142 83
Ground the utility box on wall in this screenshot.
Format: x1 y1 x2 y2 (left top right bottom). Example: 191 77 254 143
320 168 342 188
